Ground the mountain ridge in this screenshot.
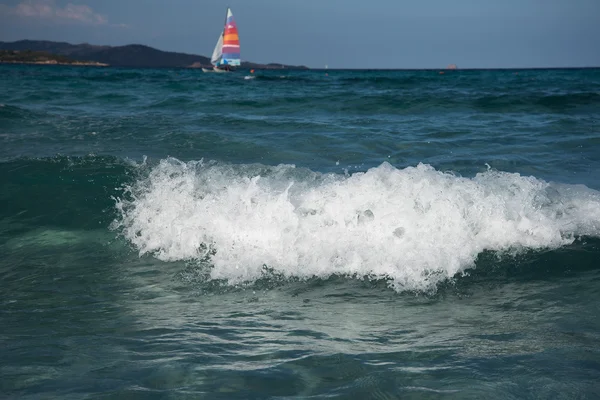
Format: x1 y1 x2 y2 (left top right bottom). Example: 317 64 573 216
0 40 309 69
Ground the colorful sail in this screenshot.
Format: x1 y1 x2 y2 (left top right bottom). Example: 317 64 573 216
220 8 240 66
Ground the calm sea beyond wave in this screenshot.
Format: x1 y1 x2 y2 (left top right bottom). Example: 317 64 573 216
1 65 600 399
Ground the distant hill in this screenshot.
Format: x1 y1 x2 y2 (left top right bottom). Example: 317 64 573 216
0 40 308 69
0 49 107 66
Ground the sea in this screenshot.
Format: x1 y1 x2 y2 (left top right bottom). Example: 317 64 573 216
1 65 600 399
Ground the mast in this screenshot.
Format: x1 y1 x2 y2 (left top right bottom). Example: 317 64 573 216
213 7 228 67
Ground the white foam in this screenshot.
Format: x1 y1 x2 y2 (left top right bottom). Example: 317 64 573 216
112 158 600 292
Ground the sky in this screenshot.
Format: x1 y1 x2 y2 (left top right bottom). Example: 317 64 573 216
0 0 599 69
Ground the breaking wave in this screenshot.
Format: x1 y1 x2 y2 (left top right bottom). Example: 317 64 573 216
112 158 600 292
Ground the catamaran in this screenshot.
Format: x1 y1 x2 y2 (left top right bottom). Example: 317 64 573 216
202 8 240 73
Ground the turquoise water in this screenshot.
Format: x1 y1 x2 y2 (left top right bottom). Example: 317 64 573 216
1 65 600 398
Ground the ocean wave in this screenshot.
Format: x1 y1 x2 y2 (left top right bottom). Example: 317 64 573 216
338 74 440 88
472 92 600 112
0 103 36 119
80 71 147 82
112 158 600 292
250 75 317 83
0 155 134 230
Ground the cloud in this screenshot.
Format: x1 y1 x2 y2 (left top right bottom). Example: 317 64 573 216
55 3 107 25
4 0 109 25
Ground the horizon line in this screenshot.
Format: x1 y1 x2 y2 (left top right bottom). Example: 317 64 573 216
2 39 599 71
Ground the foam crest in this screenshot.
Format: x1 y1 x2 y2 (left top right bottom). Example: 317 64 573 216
112 158 600 292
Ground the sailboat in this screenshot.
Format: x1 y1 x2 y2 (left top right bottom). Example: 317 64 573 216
202 8 240 73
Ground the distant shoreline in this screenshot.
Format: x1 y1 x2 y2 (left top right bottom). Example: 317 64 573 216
1 63 598 71
0 40 309 70
0 49 108 67
0 41 597 71
0 60 108 67
311 67 600 72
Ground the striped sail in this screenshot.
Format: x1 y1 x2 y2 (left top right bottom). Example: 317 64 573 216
220 8 240 66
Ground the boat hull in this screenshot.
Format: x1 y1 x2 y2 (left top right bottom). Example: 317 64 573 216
202 67 232 73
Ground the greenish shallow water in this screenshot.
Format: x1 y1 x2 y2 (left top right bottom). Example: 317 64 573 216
1 65 600 398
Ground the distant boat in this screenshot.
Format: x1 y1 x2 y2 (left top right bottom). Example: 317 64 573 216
202 8 240 73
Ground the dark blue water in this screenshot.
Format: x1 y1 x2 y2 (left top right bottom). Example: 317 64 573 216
1 65 600 398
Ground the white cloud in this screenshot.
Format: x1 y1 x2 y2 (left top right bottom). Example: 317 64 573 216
4 0 110 25
55 3 107 25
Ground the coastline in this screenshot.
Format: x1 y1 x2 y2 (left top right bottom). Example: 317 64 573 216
0 41 309 70
0 60 108 67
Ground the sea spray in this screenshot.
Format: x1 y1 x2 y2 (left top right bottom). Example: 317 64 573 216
112 158 600 292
